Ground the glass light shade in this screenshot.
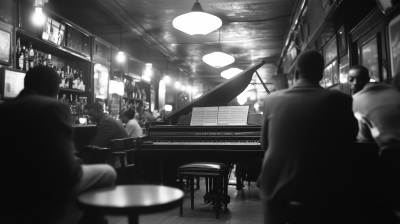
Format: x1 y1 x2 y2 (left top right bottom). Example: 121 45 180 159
165 104 173 112
79 117 87 125
117 51 125 63
203 52 235 68
237 96 248 105
180 85 186 91
221 68 243 79
254 102 260 110
116 81 124 96
186 85 192 92
175 81 181 89
142 75 151 82
163 75 170 83
109 80 117 94
173 12 222 35
33 7 45 26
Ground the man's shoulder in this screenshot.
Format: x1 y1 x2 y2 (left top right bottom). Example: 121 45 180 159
0 95 68 111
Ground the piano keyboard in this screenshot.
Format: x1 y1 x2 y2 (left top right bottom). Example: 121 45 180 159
152 140 260 145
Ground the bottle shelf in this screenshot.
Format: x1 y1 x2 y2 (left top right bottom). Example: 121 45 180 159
59 88 87 93
16 28 91 62
123 96 143 101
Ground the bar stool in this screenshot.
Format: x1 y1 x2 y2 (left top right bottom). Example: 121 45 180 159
178 162 231 219
77 185 184 224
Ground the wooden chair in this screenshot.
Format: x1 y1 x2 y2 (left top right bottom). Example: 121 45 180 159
124 137 140 183
77 138 135 184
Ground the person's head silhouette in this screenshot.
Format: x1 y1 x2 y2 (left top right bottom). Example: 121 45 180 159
295 50 325 83
23 65 59 98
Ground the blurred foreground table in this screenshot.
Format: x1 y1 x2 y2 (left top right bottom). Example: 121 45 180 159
78 185 184 224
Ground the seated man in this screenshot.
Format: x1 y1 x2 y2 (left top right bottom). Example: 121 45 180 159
258 50 358 224
87 102 128 167
0 66 116 224
351 69 400 223
119 109 143 138
87 102 128 148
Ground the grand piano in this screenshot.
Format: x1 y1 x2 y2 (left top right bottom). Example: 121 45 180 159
137 60 268 189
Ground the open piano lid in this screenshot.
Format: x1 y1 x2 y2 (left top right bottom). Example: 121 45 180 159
165 60 266 124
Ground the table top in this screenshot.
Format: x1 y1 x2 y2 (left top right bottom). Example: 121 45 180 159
77 185 184 215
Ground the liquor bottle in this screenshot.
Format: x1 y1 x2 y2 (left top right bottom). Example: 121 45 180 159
61 94 67 103
73 68 78 89
18 46 25 70
79 70 85 91
47 54 52 68
141 88 146 101
137 85 141 99
64 67 69 89
37 53 42 66
33 52 38 68
59 69 64 88
132 81 137 98
28 43 34 69
16 38 21 69
42 54 47 66
24 46 29 71
67 66 73 89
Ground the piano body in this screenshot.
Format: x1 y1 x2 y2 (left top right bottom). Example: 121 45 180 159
137 60 267 189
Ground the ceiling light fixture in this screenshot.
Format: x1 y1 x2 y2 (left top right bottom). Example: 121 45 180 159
32 0 47 26
221 68 243 79
203 28 235 68
172 0 222 35
117 25 125 63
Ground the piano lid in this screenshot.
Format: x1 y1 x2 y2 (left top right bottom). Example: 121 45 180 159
165 60 266 123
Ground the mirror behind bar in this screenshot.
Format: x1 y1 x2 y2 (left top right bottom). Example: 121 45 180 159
165 60 267 124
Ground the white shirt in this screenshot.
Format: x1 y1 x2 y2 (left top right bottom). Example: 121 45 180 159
125 119 143 138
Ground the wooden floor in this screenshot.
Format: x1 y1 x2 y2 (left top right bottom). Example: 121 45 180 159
107 173 263 224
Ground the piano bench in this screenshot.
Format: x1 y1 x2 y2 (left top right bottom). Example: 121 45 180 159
177 162 231 219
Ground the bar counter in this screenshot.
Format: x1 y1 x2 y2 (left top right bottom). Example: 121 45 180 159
72 124 97 150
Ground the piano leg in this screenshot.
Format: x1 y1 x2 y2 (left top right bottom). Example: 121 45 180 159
235 163 244 190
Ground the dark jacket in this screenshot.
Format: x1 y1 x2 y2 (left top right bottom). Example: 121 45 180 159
90 113 128 148
0 89 82 219
258 80 358 202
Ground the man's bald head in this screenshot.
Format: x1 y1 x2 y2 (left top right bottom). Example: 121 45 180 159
295 50 325 83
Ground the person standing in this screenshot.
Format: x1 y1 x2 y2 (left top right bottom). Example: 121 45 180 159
0 66 116 224
257 50 358 224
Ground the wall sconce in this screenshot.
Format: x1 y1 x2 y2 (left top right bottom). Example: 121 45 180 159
174 81 181 89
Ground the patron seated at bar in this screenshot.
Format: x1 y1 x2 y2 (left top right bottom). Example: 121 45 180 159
258 50 358 224
0 66 116 224
84 102 128 167
120 109 143 138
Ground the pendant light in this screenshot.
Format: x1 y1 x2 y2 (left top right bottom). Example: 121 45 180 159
172 0 222 35
117 25 125 63
203 28 235 68
221 68 243 79
32 0 48 26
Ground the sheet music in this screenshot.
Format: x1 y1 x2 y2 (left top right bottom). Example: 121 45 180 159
191 106 249 126
228 106 249 125
204 107 218 125
190 107 206 126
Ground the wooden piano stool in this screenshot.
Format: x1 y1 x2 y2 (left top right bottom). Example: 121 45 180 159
178 162 231 219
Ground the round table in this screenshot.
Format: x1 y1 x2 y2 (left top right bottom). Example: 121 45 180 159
78 185 184 224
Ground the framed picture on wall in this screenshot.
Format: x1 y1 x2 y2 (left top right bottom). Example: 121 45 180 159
361 36 380 81
376 0 395 14
338 27 347 57
389 14 400 75
0 28 11 65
